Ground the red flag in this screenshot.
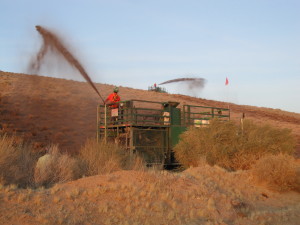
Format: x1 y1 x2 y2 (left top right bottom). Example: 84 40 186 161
225 77 229 85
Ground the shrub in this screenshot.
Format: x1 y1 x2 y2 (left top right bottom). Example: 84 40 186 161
79 138 148 176
126 154 147 171
79 138 126 176
34 145 82 187
0 134 37 187
252 154 300 192
240 120 295 155
174 119 296 170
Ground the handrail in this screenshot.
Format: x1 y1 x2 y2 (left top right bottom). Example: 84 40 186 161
182 104 230 126
98 100 170 127
99 99 166 106
97 100 230 128
183 104 230 111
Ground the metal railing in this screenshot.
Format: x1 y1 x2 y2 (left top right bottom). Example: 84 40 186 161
182 105 230 127
98 100 171 127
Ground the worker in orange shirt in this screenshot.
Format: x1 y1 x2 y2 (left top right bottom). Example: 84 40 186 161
105 87 121 108
104 87 121 124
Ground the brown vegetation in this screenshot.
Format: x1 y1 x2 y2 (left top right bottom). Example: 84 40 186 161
0 134 37 187
252 154 300 192
0 135 146 188
34 145 82 187
79 138 125 176
174 119 296 170
1 165 300 225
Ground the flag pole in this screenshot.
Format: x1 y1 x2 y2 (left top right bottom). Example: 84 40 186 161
225 77 229 109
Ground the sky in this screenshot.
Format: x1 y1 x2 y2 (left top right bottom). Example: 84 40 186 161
0 0 299 113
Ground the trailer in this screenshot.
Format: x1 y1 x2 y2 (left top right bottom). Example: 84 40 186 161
97 100 230 166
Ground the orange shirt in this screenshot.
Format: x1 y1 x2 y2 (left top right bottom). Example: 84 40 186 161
105 93 120 108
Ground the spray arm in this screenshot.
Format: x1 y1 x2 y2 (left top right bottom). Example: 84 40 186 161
99 94 105 105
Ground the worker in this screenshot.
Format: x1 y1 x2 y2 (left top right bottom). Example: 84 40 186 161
104 87 121 124
105 86 121 108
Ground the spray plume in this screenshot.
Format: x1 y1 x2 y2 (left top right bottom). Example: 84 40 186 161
159 77 206 89
29 25 104 103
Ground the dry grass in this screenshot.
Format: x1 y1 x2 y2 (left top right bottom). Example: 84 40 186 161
174 119 296 170
0 134 37 187
79 138 147 176
79 138 125 176
34 145 83 187
126 154 147 171
0 134 146 188
252 154 300 192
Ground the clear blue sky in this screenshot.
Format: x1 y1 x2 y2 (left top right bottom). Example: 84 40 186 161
1 0 299 113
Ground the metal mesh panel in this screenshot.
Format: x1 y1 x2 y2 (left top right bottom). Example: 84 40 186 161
132 128 167 164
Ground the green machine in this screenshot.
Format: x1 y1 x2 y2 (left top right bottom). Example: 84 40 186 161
97 100 230 166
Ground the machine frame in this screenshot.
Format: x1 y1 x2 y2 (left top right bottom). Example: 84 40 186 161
97 99 230 166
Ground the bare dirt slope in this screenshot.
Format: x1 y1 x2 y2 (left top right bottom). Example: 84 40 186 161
1 71 299 154
1 71 300 225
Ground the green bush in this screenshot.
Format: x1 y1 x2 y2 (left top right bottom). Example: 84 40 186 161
174 119 296 170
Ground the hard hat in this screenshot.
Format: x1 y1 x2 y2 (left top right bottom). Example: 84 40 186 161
113 87 119 93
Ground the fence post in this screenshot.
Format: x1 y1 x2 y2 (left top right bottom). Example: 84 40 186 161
182 104 186 126
241 112 245 135
187 106 191 126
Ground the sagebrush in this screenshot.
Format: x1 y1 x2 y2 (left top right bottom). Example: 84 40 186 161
0 133 145 187
252 154 300 192
79 138 147 176
174 119 296 170
79 138 125 176
34 145 83 187
0 134 38 187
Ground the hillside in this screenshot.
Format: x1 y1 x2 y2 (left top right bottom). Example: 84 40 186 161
1 71 300 225
1 71 299 154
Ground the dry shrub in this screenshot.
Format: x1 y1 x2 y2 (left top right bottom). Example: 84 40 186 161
174 119 239 169
174 119 296 170
126 154 147 171
252 154 300 192
34 145 82 187
0 134 37 187
240 119 295 153
79 138 125 176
